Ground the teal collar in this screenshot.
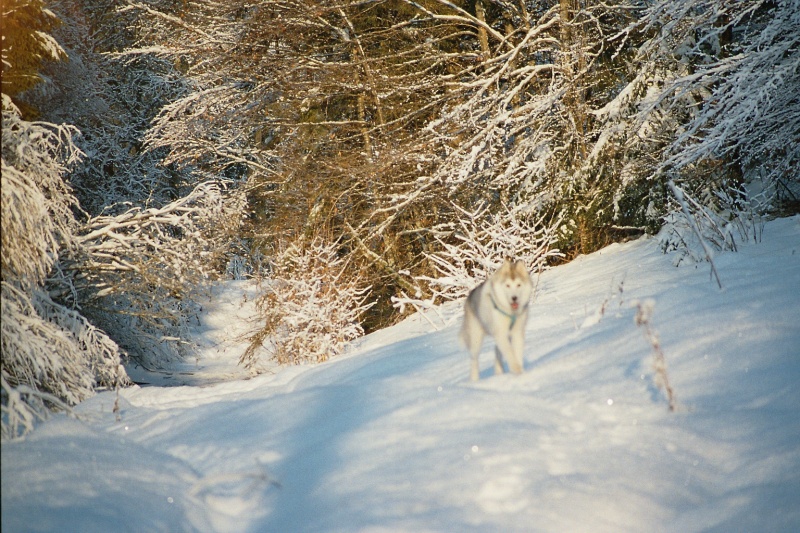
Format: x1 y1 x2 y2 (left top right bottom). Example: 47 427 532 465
489 294 528 330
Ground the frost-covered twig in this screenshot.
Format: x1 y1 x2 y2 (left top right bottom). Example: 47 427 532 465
2 97 82 286
69 181 233 368
1 281 129 440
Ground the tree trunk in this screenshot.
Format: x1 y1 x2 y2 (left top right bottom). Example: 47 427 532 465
475 0 490 60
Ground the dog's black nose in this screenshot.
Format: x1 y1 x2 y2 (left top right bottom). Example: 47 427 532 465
511 296 518 302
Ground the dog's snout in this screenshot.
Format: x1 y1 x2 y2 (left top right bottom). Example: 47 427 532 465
511 295 518 302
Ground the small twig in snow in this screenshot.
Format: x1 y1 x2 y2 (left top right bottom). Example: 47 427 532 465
634 299 677 412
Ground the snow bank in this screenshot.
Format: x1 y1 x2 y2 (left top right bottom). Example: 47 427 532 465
3 217 799 532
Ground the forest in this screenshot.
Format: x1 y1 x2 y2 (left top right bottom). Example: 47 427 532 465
2 0 798 439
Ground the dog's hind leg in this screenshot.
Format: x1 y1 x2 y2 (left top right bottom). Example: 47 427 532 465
463 314 485 381
470 347 482 381
468 328 484 381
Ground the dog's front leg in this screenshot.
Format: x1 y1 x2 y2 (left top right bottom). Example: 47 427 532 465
508 324 525 375
495 331 522 374
493 346 505 375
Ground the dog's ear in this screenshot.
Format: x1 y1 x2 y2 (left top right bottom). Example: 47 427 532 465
495 259 511 275
513 260 529 276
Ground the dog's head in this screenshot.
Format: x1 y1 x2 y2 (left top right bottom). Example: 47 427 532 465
493 259 532 312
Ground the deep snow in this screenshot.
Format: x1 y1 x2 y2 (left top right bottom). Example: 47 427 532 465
3 216 799 533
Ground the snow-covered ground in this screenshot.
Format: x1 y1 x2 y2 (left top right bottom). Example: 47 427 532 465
3 216 799 533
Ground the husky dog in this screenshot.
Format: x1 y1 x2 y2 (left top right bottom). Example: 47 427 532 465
461 259 533 381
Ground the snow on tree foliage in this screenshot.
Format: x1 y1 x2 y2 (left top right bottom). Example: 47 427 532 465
633 0 799 260
1 97 128 440
2 2 246 438
393 205 563 317
71 181 233 369
16 0 247 372
242 238 374 371
68 0 795 338
1 95 79 284
638 0 799 197
392 0 664 257
22 0 195 215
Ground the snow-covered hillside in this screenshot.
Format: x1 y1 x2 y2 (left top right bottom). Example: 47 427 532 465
3 217 799 533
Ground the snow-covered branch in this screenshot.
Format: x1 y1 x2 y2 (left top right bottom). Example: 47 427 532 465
1 96 82 286
242 237 374 371
2 99 129 440
68 181 238 368
393 204 562 315
638 0 799 204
